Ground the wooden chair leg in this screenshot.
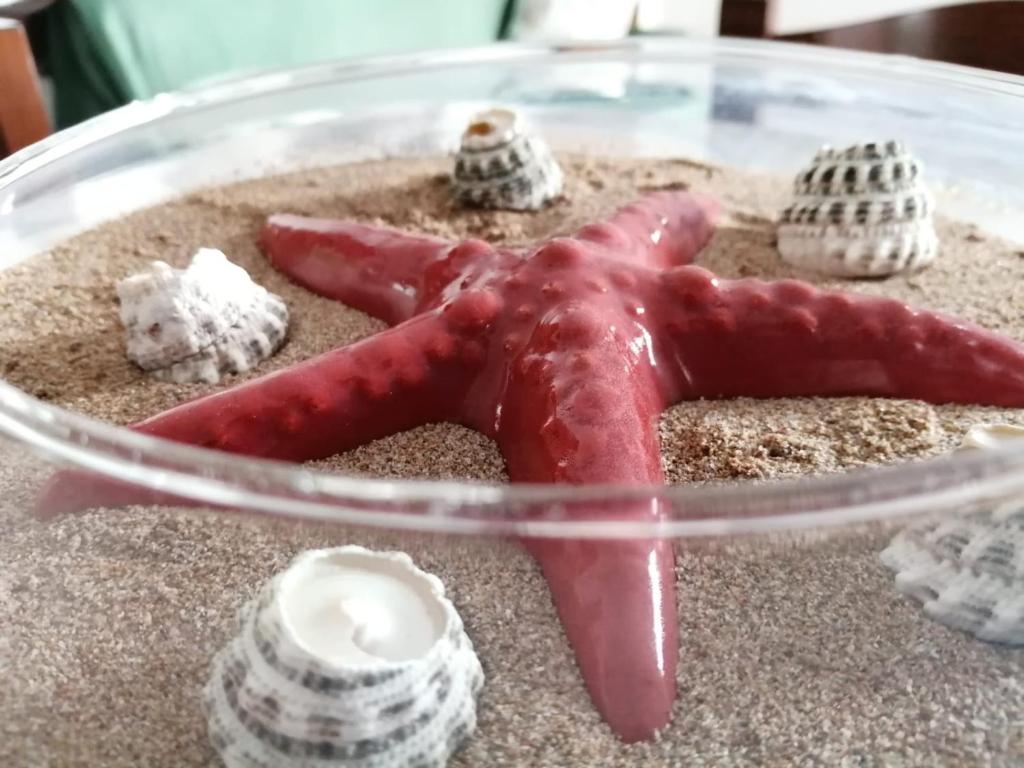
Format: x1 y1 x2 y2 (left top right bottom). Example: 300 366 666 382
719 0 768 37
0 18 51 157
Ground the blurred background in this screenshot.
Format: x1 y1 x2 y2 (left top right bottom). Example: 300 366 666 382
2 0 1024 158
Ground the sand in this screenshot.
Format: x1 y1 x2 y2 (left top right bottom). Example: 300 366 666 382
1 155 1023 766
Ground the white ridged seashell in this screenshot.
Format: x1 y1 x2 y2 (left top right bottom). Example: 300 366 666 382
117 248 288 384
777 141 938 277
203 546 484 768
452 108 563 211
959 422 1024 451
880 424 1024 644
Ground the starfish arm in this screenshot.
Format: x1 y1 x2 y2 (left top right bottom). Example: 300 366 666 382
38 307 492 517
261 214 461 324
572 190 719 269
495 308 677 743
657 267 1024 405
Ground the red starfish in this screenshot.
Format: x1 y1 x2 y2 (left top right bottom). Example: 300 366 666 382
40 191 1024 742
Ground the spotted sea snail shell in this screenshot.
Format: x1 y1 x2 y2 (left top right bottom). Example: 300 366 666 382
452 108 563 211
777 141 938 278
117 248 288 384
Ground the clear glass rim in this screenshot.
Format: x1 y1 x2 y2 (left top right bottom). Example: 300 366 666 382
3 36 1024 538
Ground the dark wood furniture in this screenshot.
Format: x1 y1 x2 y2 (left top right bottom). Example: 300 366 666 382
720 1 1024 76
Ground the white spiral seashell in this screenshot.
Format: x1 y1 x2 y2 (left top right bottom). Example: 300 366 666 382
880 424 1024 645
117 249 288 384
202 546 484 768
777 141 938 277
452 108 563 211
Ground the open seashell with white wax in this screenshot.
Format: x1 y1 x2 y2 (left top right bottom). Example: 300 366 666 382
452 107 563 211
880 424 1024 645
203 546 484 768
117 248 288 384
776 140 938 278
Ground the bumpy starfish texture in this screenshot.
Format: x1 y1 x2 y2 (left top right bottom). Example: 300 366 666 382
39 191 1024 743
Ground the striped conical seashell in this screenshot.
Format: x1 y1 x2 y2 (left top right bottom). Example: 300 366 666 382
202 546 484 768
452 108 563 211
880 424 1024 644
880 504 1024 644
777 141 938 277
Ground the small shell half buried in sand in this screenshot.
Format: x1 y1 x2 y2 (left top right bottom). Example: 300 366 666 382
959 422 1024 451
880 424 1024 644
117 248 288 384
203 546 484 768
452 108 563 211
777 140 938 277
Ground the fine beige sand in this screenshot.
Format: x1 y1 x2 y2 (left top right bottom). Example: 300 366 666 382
1 155 1023 766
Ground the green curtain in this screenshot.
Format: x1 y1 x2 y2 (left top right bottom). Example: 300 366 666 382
38 0 511 128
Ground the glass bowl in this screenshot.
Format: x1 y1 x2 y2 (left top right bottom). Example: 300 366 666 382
2 37 1023 766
